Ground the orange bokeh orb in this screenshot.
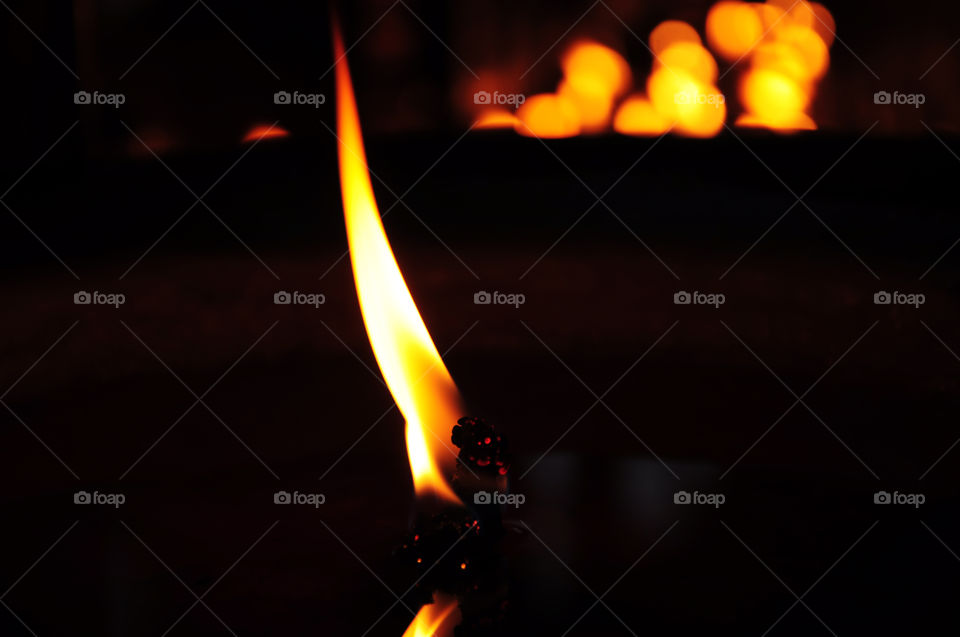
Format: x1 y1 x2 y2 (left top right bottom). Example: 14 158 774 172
515 93 582 138
613 96 673 136
706 2 764 62
649 20 702 55
656 42 719 84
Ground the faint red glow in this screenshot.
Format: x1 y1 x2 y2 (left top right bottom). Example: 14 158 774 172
243 124 289 143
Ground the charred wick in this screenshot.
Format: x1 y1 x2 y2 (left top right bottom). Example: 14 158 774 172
394 416 517 635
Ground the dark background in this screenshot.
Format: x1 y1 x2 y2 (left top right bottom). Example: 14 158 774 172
2 1 959 635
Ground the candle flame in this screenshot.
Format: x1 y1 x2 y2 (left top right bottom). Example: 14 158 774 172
333 25 463 504
243 124 289 143
401 593 461 637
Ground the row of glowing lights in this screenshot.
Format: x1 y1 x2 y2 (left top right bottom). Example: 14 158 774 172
337 5 833 635
476 0 836 138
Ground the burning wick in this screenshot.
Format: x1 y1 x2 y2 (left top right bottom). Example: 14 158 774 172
402 592 461 637
333 22 515 633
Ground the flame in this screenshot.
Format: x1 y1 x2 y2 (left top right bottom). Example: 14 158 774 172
468 1 836 137
557 79 614 132
243 124 289 143
739 68 813 130
474 108 520 129
656 41 719 84
649 20 702 55
515 93 582 138
726 0 834 132
647 39 726 138
560 41 631 100
613 96 671 136
402 593 461 637
809 3 836 48
706 2 764 62
333 26 464 504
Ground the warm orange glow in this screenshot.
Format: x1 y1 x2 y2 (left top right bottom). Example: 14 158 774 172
774 25 829 79
474 108 520 129
558 79 614 132
243 124 289 143
727 0 834 132
469 1 836 138
613 96 672 136
810 3 836 48
333 26 463 504
560 41 631 99
648 39 726 138
740 68 811 129
768 0 817 30
656 42 719 84
736 111 816 131
402 593 461 637
555 41 630 132
648 68 726 138
515 93 582 138
754 3 788 31
649 20 702 55
706 2 764 62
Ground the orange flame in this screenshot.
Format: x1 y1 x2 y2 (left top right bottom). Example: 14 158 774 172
649 20 702 55
646 38 727 138
402 593 461 637
515 93 582 138
724 0 834 132
515 41 628 137
474 108 521 129
333 26 463 504
613 96 671 136
243 124 289 143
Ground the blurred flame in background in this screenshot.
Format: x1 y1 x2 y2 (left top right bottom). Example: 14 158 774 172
401 593 461 637
712 0 834 131
515 93 582 138
334 26 465 505
474 0 835 137
242 124 289 143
